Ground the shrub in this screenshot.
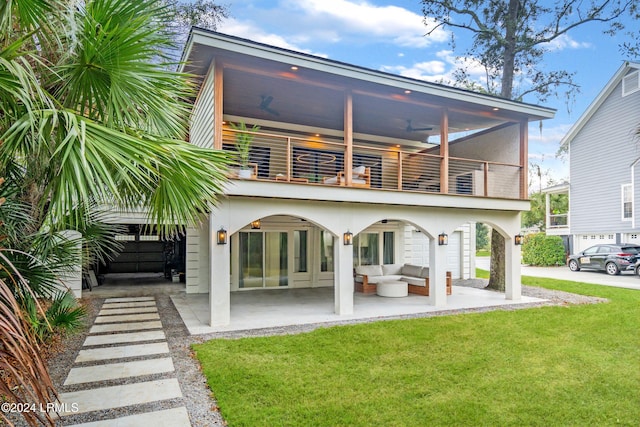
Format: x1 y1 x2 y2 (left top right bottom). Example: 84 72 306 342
522 233 566 266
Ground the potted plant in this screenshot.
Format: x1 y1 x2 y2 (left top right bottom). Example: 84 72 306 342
229 121 260 178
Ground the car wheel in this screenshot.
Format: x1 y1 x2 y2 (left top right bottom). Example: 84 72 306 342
568 259 580 272
605 262 620 275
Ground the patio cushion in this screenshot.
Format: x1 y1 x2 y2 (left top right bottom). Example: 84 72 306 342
355 265 383 277
401 264 423 277
324 176 338 184
368 275 402 284
353 165 366 175
420 267 430 278
402 276 426 287
382 264 402 275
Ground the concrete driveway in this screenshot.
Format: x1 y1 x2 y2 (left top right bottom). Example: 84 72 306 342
476 257 640 291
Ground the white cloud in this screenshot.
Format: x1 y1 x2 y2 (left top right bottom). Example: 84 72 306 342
543 33 592 51
219 19 328 57
283 0 448 47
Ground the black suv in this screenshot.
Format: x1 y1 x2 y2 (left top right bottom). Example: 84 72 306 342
567 244 640 275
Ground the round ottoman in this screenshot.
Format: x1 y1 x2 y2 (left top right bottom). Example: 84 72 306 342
376 281 408 297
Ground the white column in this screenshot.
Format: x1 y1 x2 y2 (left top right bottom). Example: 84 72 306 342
334 235 354 315
428 238 448 307
505 238 522 300
209 212 231 327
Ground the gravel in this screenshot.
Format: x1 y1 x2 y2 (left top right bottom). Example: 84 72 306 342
22 280 604 427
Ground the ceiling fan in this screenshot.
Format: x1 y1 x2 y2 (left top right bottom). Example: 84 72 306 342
405 119 433 132
259 95 280 116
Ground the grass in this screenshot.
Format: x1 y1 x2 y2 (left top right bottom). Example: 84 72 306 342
476 249 491 257
193 275 640 426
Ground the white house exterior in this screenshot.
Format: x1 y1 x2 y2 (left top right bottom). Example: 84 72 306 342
549 61 640 253
177 29 555 327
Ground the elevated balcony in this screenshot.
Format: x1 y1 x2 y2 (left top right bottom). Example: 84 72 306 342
223 127 524 200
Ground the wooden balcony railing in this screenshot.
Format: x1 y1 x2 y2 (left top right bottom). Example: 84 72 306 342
222 128 523 199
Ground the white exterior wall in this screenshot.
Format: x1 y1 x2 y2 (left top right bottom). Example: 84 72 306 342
186 223 210 294
189 63 215 149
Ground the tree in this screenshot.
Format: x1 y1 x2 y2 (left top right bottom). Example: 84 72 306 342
476 222 489 251
422 0 637 290
1 0 230 422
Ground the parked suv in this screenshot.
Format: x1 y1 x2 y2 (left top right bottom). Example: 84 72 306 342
567 244 640 275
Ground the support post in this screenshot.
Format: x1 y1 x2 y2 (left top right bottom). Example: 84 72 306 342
334 235 354 315
505 234 522 300
209 208 231 327
428 237 448 306
344 90 353 186
440 108 449 194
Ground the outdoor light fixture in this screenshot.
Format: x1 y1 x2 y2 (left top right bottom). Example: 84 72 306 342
343 231 353 245
514 234 524 245
250 219 261 229
217 228 228 245
438 233 448 246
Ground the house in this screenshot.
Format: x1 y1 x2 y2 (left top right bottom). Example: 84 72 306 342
546 61 640 254
111 29 553 328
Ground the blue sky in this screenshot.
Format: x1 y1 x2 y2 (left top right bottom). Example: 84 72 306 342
214 0 637 188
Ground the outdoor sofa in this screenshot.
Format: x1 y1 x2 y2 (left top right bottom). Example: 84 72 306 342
354 263 452 296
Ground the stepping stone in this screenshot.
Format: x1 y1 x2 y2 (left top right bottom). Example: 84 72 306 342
99 307 158 316
94 313 160 323
105 297 155 303
90 321 162 334
75 342 170 363
102 301 157 309
64 357 174 385
66 406 191 427
57 378 182 415
83 330 165 346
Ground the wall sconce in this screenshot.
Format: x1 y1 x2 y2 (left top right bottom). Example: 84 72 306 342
343 231 353 245
438 233 448 246
217 227 228 245
514 234 524 245
250 219 261 229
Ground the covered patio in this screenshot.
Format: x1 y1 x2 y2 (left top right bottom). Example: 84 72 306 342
171 284 546 335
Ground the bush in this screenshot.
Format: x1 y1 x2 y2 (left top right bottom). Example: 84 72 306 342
522 233 566 266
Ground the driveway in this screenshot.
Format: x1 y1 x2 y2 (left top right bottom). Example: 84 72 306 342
476 257 640 291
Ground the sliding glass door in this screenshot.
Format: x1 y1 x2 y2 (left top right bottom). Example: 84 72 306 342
239 231 288 288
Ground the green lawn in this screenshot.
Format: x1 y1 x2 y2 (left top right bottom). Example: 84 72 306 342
193 276 640 426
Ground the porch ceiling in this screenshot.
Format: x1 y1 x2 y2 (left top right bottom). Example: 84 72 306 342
184 31 553 143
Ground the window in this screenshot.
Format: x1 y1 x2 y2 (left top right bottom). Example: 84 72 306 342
622 184 632 220
320 230 334 272
294 230 308 273
383 232 394 264
353 233 379 266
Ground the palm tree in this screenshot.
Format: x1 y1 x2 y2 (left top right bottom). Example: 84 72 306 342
0 0 230 423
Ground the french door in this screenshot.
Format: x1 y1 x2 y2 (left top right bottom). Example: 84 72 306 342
238 231 288 288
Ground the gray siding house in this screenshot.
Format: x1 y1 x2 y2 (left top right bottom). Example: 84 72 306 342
551 61 640 253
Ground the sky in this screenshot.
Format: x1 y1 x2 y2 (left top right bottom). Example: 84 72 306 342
213 0 638 188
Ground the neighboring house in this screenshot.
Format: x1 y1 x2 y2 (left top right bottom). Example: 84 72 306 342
108 29 554 327
547 61 640 254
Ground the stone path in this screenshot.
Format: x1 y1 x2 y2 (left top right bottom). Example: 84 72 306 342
57 296 192 426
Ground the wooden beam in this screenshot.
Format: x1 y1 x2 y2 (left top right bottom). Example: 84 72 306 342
520 120 528 199
344 90 353 185
214 58 224 150
440 108 449 194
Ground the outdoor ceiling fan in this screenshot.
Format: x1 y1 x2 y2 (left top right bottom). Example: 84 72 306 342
405 119 433 132
259 95 280 116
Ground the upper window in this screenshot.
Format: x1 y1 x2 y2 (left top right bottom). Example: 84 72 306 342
622 71 639 97
622 184 632 220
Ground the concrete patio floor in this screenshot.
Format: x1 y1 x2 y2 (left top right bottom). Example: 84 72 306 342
170 286 546 335
88 273 546 335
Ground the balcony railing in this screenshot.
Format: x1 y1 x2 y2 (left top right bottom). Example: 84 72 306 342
222 128 523 199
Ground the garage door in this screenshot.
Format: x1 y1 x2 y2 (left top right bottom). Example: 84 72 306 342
446 231 462 279
108 236 166 273
576 234 616 252
410 230 462 279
